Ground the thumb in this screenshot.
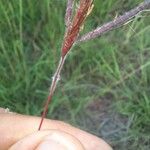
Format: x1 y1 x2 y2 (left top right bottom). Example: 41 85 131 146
9 129 85 150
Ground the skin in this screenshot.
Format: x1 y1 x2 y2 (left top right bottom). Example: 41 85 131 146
0 108 112 150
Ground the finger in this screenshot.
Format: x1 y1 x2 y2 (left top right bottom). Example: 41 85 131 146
9 130 84 150
0 113 112 150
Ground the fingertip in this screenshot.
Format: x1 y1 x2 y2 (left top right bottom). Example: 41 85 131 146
9 130 84 150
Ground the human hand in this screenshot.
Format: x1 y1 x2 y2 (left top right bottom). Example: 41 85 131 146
0 108 112 150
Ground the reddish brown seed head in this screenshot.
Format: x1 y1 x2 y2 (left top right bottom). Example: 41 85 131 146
61 0 93 57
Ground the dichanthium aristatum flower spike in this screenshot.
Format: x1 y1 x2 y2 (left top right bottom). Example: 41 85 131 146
38 0 150 130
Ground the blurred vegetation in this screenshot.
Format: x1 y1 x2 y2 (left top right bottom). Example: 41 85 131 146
0 0 150 149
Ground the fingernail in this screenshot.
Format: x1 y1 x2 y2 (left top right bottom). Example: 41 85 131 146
37 139 66 150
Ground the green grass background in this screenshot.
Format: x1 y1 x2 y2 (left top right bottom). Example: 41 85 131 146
0 0 150 149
